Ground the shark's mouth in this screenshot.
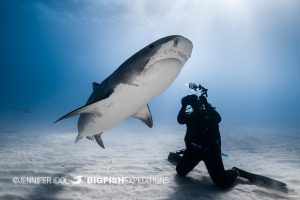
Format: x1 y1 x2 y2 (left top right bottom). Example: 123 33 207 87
143 57 183 74
141 58 183 91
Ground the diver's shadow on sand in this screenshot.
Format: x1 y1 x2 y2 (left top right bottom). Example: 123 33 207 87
168 174 234 200
169 174 289 200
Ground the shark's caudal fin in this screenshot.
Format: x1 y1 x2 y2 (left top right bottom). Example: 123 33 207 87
94 133 105 149
77 134 104 149
86 136 94 140
132 104 153 128
84 134 104 149
75 135 83 143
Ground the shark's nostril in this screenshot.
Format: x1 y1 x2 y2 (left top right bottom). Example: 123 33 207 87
149 44 154 49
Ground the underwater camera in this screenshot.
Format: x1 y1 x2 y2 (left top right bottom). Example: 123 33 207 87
188 82 208 97
182 83 208 111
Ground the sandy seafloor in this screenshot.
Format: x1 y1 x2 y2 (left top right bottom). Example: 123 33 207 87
0 125 299 200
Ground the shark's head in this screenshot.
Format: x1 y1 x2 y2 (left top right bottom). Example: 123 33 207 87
146 35 193 66
109 35 193 89
120 35 193 75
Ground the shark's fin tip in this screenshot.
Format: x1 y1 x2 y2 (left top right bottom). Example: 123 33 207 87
75 135 83 143
132 104 153 128
94 133 105 149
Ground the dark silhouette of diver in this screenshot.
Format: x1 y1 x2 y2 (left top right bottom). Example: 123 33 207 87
176 94 238 188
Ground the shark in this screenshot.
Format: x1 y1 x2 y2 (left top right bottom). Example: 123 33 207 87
55 35 193 148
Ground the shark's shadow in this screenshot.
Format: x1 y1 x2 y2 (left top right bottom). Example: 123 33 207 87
23 168 77 200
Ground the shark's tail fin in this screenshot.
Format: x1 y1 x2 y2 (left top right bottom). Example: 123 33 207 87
94 133 105 149
75 135 83 143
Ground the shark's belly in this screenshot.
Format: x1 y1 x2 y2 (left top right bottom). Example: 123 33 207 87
79 58 183 137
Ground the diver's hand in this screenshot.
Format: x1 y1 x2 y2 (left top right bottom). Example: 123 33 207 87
181 96 189 106
199 95 208 106
181 95 197 106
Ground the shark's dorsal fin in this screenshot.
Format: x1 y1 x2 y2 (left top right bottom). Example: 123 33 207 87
132 104 153 128
94 133 105 149
92 82 101 91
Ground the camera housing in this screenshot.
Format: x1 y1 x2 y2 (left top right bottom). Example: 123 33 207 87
188 83 208 97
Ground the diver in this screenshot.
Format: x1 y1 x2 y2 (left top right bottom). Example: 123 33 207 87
171 83 287 189
176 93 238 188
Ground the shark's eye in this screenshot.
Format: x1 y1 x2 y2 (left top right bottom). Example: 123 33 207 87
149 44 154 49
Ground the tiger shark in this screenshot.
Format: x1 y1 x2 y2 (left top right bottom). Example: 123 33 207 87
55 35 193 148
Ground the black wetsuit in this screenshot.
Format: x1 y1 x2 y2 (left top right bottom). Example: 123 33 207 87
176 103 237 188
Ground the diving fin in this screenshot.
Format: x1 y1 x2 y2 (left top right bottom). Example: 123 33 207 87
94 133 105 149
233 167 287 190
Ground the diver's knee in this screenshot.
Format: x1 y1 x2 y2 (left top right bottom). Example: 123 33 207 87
176 165 188 176
211 177 234 189
215 181 232 189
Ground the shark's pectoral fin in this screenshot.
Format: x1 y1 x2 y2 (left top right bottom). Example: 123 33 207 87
94 133 105 149
54 104 94 123
132 104 153 128
54 88 113 123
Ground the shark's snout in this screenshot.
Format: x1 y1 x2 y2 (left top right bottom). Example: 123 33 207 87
158 35 193 64
172 35 193 60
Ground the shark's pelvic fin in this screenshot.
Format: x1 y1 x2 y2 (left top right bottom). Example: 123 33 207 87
132 104 153 128
75 135 83 143
86 136 94 140
94 133 105 149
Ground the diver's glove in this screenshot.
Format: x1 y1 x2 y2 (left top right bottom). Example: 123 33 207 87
181 96 188 106
199 95 214 109
199 95 216 111
199 95 208 106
